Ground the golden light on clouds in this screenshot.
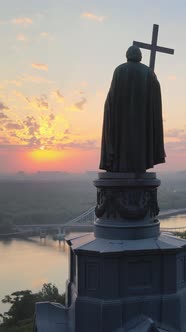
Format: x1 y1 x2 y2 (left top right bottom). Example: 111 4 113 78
82 12 106 22
22 95 49 111
18 75 53 84
32 63 48 71
12 17 33 25
66 105 81 112
16 34 27 41
40 32 49 37
52 90 64 103
0 0 185 174
167 75 177 81
66 97 87 112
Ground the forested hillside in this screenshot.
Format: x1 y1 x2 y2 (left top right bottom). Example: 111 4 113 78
0 172 185 229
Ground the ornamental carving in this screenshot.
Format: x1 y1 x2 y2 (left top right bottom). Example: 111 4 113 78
95 188 159 220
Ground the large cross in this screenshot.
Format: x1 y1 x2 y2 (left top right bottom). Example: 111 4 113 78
133 24 174 71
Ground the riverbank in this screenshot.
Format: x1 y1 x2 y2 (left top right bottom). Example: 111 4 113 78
0 231 33 240
159 208 186 219
0 208 186 239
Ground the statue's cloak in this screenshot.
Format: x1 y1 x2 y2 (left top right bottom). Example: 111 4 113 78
99 62 165 172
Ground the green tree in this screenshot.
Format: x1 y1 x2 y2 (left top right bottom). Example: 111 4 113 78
38 283 65 303
0 283 65 329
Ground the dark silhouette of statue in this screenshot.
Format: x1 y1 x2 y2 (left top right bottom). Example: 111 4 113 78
99 45 165 172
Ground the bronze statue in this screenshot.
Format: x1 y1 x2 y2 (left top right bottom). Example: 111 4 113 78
99 45 165 172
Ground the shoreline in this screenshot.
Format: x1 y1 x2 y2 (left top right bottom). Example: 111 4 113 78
159 208 186 219
0 208 186 239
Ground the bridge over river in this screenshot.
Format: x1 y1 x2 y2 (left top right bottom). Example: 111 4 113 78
14 206 96 238
12 207 186 239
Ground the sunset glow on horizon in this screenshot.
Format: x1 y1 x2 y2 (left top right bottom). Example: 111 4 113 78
0 0 186 173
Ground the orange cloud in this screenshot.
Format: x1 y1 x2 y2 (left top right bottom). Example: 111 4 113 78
12 17 33 25
26 95 48 111
40 32 49 37
20 75 53 84
167 75 177 81
14 91 26 99
82 12 106 22
0 102 9 111
32 63 48 71
66 97 87 112
13 91 49 111
39 32 54 42
6 79 22 86
74 97 87 111
16 33 27 41
52 90 64 103
0 109 69 150
6 123 24 130
0 112 8 119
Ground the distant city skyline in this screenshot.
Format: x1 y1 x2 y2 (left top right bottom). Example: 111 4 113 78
0 0 185 172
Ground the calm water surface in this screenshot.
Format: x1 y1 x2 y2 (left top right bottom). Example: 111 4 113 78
160 214 186 229
0 237 69 315
1 214 186 315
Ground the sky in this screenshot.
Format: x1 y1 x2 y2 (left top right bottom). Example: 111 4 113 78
0 0 185 173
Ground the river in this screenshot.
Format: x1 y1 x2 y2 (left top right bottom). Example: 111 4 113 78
160 213 186 229
0 237 68 316
0 214 186 316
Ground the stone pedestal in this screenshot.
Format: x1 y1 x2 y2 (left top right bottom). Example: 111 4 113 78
94 172 160 240
35 173 186 332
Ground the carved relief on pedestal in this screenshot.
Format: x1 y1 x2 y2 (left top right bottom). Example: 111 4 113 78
95 188 159 220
